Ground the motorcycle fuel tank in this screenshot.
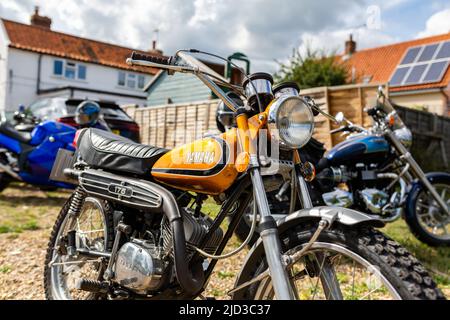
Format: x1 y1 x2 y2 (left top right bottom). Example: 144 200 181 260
326 134 390 166
151 130 239 195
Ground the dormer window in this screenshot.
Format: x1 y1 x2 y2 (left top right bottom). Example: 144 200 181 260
53 59 87 80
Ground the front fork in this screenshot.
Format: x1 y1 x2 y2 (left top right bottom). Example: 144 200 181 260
250 164 295 300
249 149 316 300
387 131 449 214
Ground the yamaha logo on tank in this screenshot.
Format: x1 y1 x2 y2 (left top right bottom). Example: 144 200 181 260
185 151 216 164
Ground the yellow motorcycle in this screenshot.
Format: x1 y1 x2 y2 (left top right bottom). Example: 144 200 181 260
44 50 444 300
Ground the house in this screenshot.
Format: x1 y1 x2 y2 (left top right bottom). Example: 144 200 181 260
0 7 160 117
144 54 246 106
341 33 450 116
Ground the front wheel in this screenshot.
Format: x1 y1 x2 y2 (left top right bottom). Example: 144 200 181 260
405 174 450 247
238 222 444 300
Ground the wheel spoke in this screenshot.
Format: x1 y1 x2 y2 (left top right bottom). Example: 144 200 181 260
311 253 327 300
49 198 108 300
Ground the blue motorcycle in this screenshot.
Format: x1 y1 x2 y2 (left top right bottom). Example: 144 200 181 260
0 101 108 191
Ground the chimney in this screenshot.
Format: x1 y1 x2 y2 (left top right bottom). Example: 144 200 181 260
30 6 52 30
149 29 163 55
345 34 356 56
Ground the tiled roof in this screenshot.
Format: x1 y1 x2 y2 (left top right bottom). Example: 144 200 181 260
340 32 450 92
1 18 160 75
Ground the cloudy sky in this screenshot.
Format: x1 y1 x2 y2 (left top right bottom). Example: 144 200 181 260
1 0 450 73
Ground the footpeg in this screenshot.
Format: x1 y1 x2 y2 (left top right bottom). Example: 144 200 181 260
76 279 109 294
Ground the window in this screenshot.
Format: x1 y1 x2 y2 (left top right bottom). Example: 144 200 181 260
53 60 87 80
53 60 63 75
118 72 145 89
78 65 87 80
390 41 450 86
118 71 126 86
138 75 146 89
65 62 76 79
127 74 136 88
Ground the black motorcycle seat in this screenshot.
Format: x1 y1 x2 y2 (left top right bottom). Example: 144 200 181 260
0 121 32 144
77 128 168 176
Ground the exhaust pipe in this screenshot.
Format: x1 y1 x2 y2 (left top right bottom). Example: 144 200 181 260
149 182 205 296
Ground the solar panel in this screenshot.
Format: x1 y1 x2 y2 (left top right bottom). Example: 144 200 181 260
423 61 449 82
436 41 450 59
390 67 410 85
390 40 450 86
400 47 421 65
404 64 427 84
417 44 438 62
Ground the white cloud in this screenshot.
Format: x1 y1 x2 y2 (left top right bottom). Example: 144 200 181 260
0 0 406 73
417 8 450 38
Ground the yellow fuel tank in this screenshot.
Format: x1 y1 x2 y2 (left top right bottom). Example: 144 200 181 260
151 130 239 195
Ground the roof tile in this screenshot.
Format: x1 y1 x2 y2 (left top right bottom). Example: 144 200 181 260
1 18 160 75
341 32 450 92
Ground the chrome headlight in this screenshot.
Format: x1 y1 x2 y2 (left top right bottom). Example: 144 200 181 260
267 96 314 149
393 127 412 148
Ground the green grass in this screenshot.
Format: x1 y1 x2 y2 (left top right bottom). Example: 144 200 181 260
217 271 235 279
0 183 69 234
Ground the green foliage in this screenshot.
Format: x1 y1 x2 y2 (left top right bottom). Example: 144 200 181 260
275 46 348 89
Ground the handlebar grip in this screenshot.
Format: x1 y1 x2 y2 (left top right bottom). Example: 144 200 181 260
331 127 344 134
130 51 172 65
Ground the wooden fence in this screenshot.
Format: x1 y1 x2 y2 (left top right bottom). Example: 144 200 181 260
395 105 449 171
123 100 220 149
123 83 386 150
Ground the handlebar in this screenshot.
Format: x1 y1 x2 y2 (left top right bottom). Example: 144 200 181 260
330 126 349 135
130 51 173 66
331 125 366 135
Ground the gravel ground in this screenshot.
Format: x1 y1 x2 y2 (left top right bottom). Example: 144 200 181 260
0 184 448 300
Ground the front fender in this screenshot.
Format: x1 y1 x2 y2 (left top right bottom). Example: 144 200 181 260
405 172 450 219
231 206 383 299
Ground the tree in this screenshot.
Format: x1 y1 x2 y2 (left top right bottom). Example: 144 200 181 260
275 46 348 89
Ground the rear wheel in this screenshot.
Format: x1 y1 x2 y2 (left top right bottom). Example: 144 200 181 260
44 195 114 300
238 223 444 300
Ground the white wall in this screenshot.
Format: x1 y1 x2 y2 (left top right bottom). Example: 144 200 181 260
0 21 10 115
5 49 39 111
2 47 152 113
391 91 447 115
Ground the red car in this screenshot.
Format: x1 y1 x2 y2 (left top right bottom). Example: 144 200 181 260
27 98 140 142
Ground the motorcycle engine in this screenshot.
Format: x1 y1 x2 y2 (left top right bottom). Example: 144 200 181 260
114 241 168 294
359 188 390 214
113 208 223 295
161 207 223 257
